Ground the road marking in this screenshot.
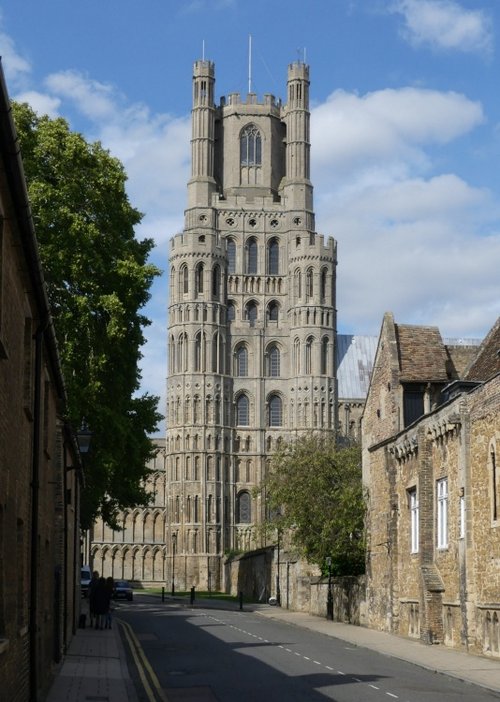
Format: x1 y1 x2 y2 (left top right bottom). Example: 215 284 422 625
117 618 168 702
303 656 310 660
313 660 321 665
369 684 380 690
325 665 333 671
337 671 346 675
386 694 398 699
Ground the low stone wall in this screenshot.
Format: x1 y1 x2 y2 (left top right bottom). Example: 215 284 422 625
310 576 367 625
224 547 366 624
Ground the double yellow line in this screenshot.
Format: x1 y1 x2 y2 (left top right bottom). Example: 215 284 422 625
117 617 170 702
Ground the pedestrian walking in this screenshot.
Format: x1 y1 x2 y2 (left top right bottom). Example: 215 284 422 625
88 570 100 627
92 577 108 630
104 576 114 629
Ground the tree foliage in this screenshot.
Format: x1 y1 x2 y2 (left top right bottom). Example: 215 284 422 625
13 102 163 528
263 435 366 576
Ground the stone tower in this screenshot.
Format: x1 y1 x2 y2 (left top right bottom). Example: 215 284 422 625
166 58 337 591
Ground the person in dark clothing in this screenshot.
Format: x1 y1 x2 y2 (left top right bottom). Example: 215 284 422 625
88 570 100 626
92 577 108 630
104 577 114 629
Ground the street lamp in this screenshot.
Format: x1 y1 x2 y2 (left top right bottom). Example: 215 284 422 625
76 423 92 455
276 525 281 607
171 533 177 597
326 556 333 621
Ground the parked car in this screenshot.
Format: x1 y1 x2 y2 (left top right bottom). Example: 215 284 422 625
113 579 133 601
81 566 92 598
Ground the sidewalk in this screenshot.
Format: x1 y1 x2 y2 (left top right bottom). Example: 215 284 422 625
45 602 137 702
44 594 500 700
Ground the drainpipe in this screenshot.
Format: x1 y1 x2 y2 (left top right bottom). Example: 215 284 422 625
30 320 47 701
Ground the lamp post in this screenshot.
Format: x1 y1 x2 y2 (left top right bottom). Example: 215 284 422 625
171 533 177 597
326 556 333 620
276 526 281 607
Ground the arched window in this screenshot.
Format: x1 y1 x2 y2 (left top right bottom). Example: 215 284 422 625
227 301 236 322
240 125 262 166
212 332 219 373
178 333 188 372
294 268 302 300
169 334 175 374
320 267 327 303
245 301 258 325
321 337 329 375
267 238 279 275
178 265 186 297
195 262 204 295
227 238 236 274
235 345 248 377
268 394 283 427
306 267 313 299
237 491 252 523
236 394 249 426
293 338 300 374
195 332 206 372
170 266 176 299
267 344 280 377
305 336 314 374
212 265 220 300
267 300 279 322
246 237 258 274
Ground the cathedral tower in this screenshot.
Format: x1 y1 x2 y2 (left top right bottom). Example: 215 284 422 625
166 59 337 590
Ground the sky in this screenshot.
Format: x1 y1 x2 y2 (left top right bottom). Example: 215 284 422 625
1 0 500 432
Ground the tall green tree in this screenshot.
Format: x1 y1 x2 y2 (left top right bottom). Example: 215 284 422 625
263 435 365 576
13 102 162 528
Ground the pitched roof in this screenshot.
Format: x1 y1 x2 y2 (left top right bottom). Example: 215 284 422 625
464 317 500 382
394 324 450 382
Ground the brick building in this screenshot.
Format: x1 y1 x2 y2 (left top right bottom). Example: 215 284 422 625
0 64 83 701
363 312 500 655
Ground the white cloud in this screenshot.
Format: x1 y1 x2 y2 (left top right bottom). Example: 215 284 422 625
392 0 493 55
310 82 499 340
0 30 31 87
311 87 484 181
317 171 500 339
13 90 61 118
44 70 191 227
45 70 118 121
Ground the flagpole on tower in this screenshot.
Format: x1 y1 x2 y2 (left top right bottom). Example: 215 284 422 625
248 34 252 93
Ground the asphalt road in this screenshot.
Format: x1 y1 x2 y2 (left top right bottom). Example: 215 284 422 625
115 595 500 702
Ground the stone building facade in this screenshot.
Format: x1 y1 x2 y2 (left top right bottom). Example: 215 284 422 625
89 440 167 583
363 313 500 655
0 67 83 701
164 58 337 591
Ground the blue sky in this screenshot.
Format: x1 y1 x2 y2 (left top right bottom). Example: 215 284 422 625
1 0 500 430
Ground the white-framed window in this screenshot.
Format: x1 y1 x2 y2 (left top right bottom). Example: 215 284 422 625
459 493 465 539
409 487 419 553
437 478 448 549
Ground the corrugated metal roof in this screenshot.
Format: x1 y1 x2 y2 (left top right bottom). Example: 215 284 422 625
337 335 378 399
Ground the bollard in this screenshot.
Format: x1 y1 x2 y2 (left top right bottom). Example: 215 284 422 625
190 586 195 605
162 586 165 603
239 591 243 611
